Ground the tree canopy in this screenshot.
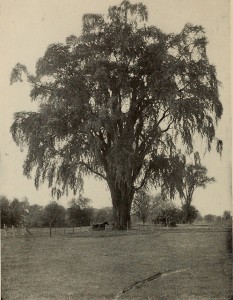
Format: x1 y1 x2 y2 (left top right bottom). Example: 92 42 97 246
42 202 67 227
174 153 215 218
67 196 93 226
150 193 182 227
10 0 222 229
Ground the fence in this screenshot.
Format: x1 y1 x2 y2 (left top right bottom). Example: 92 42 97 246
1 222 231 239
1 225 91 238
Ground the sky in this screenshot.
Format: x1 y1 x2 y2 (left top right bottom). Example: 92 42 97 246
0 0 231 215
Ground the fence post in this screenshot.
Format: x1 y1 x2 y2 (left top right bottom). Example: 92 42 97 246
50 222 52 238
12 225 15 238
4 224 7 237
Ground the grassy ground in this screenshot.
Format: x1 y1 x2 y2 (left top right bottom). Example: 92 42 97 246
1 223 232 300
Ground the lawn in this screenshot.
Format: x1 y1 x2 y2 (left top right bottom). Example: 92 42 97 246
1 224 232 300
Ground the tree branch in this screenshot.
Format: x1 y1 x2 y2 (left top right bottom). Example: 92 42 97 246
79 161 106 180
156 109 170 126
134 165 152 191
160 118 175 133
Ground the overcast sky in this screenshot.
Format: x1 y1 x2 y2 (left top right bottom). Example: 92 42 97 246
0 0 231 215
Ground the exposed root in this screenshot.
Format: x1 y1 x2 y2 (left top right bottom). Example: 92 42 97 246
115 268 191 299
161 268 191 278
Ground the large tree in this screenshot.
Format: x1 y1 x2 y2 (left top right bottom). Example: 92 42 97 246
10 1 222 229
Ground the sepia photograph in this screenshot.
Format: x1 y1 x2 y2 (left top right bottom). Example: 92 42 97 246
0 0 232 299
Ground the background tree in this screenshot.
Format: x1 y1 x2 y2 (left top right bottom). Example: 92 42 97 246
10 0 222 229
93 207 113 224
204 214 216 223
0 195 11 227
67 196 93 227
151 194 182 227
176 155 215 223
215 216 222 222
132 190 151 225
25 204 44 228
9 198 29 227
195 211 204 222
180 204 199 224
42 202 66 230
222 210 231 221
19 197 30 226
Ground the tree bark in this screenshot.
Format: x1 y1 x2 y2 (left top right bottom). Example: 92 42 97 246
107 178 134 230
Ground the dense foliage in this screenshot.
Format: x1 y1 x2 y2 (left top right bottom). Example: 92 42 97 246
150 194 182 226
0 195 93 228
67 196 93 226
10 0 222 229
42 202 67 227
0 195 230 228
180 204 198 224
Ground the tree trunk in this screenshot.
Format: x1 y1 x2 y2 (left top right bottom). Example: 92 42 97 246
107 179 134 230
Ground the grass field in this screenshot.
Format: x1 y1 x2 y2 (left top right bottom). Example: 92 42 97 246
1 223 232 300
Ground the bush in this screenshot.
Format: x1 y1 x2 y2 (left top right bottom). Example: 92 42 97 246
181 204 199 224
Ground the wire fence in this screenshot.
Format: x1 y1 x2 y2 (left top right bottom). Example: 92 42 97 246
1 221 231 239
1 225 91 238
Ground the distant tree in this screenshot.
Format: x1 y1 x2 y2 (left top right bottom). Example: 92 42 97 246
42 202 67 228
9 198 28 227
132 190 151 225
10 0 223 229
0 195 11 227
222 210 231 221
215 216 222 222
195 212 204 222
151 194 181 227
181 204 199 224
176 154 215 223
67 196 93 227
25 204 44 227
19 197 30 225
94 207 113 224
21 197 30 209
204 214 216 223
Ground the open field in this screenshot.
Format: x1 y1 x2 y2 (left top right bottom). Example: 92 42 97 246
1 223 232 300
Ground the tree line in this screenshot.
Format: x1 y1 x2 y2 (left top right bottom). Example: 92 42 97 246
0 195 112 229
132 191 231 227
1 194 230 229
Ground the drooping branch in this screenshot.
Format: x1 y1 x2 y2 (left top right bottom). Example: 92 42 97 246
10 1 222 209
78 162 107 180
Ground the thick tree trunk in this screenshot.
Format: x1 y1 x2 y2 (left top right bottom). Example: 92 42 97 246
107 179 134 230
